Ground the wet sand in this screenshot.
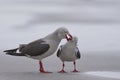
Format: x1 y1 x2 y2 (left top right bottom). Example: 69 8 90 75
0 51 120 80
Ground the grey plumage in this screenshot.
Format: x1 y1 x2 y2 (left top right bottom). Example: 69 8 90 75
20 39 50 56
57 45 63 57
75 47 81 59
4 40 50 56
57 36 81 61
3 27 73 73
3 27 72 60
56 36 80 72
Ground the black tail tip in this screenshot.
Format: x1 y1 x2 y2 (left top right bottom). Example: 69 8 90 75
5 52 14 55
3 48 18 53
3 50 8 52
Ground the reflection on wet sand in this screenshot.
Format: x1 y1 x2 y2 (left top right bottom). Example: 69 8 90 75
85 71 120 79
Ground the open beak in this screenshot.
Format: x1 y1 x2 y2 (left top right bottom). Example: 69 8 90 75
65 33 72 41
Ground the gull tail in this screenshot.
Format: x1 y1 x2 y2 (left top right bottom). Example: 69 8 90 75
3 48 25 56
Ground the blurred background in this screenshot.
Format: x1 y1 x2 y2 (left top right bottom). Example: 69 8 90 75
0 0 120 52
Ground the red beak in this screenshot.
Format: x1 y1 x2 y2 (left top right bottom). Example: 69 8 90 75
65 33 72 41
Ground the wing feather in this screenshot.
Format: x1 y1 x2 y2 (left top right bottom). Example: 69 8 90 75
21 39 50 56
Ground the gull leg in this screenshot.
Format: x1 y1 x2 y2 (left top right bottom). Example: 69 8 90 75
58 62 66 73
72 61 79 72
39 61 52 73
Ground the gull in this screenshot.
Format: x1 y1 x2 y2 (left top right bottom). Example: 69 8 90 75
57 36 81 73
4 27 72 73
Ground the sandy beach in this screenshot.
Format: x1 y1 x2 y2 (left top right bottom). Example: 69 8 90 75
0 51 120 80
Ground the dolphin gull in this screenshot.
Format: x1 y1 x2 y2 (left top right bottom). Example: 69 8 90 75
4 27 73 73
57 36 80 73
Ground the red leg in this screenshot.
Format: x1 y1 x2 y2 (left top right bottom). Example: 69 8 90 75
39 61 52 73
72 61 79 72
58 62 66 73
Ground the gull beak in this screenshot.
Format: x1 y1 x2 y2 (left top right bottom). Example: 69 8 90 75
65 33 72 41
